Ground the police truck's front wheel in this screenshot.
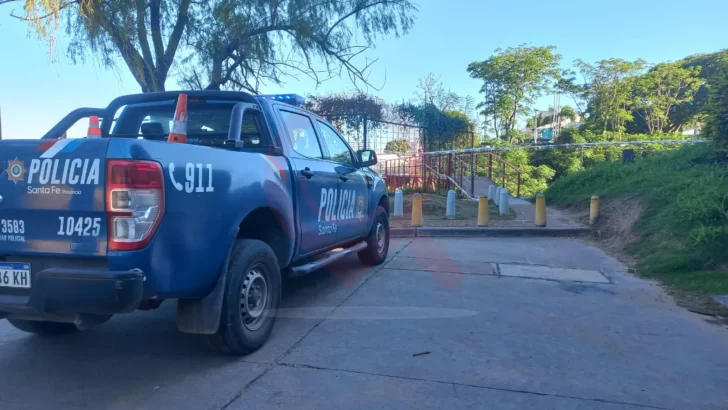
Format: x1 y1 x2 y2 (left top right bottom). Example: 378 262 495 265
206 239 281 355
358 205 390 266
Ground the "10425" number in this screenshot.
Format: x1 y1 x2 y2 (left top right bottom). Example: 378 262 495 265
57 217 101 237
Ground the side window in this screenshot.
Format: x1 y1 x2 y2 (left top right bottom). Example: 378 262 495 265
279 110 323 159
317 121 354 165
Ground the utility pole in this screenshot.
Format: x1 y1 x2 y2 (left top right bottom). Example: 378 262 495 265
553 93 561 141
470 130 475 196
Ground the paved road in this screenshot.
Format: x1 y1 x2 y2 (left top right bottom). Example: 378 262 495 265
1 237 727 410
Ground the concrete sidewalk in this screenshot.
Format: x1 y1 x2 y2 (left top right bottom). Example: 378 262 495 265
473 176 583 228
509 198 583 228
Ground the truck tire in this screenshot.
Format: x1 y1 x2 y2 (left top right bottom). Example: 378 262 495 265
206 239 281 355
358 205 390 266
8 319 78 335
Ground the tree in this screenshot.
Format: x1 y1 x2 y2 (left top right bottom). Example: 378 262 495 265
467 45 562 142
576 58 645 138
305 92 385 147
559 106 577 122
667 50 727 133
555 69 588 118
396 103 472 151
413 73 478 131
633 62 702 134
6 0 417 92
704 56 728 147
384 138 410 154
415 73 473 112
306 92 385 122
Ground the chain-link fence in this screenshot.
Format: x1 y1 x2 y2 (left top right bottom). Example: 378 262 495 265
324 114 426 155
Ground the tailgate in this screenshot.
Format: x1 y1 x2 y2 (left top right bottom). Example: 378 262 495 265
0 139 109 257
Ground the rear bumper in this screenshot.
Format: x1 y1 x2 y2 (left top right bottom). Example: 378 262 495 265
0 268 143 316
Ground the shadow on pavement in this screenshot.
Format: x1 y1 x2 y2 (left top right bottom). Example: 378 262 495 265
0 241 404 410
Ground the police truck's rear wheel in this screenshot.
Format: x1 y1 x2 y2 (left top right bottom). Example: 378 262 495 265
206 239 281 355
8 319 78 335
358 205 390 266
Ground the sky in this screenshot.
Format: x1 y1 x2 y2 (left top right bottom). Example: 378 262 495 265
0 0 726 139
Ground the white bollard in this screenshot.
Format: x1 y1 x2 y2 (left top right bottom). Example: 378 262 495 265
446 189 456 217
499 189 510 216
393 189 404 217
488 185 497 203
496 187 503 203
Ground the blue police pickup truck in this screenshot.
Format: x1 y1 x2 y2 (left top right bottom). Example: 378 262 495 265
0 91 390 355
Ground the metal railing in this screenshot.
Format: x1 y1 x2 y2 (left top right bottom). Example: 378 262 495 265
380 151 523 199
378 139 706 198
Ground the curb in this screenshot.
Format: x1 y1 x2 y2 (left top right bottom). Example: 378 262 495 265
391 226 590 238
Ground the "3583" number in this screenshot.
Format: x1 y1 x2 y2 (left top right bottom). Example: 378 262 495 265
0 219 24 234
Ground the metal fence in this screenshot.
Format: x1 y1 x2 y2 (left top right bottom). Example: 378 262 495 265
324 114 426 155
324 114 476 155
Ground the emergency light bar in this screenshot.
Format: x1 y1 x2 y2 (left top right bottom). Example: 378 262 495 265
258 94 305 107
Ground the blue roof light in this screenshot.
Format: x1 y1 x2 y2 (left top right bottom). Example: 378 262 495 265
258 94 305 107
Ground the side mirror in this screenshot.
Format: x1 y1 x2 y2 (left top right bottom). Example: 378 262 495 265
356 149 377 167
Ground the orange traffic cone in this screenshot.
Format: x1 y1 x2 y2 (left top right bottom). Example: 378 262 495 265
87 115 101 138
168 93 188 144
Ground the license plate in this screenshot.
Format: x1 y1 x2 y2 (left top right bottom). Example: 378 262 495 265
0 262 31 289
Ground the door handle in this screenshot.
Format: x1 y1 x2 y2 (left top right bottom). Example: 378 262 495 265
339 174 349 182
301 168 315 179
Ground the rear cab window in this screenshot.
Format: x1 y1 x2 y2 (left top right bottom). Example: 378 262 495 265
110 99 270 150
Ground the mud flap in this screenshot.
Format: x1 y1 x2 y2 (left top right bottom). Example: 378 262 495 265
176 230 237 334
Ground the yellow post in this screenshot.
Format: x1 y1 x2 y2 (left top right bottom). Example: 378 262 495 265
535 193 546 227
477 196 489 226
411 193 423 227
590 195 600 226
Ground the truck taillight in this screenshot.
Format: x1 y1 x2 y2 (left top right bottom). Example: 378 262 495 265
106 160 165 251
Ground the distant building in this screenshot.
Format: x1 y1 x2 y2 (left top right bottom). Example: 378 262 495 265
536 110 583 129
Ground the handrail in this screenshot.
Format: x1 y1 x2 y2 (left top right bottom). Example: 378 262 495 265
489 153 522 173
425 163 475 199
381 152 524 198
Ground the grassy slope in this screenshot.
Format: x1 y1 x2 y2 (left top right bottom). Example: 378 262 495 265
545 145 728 294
